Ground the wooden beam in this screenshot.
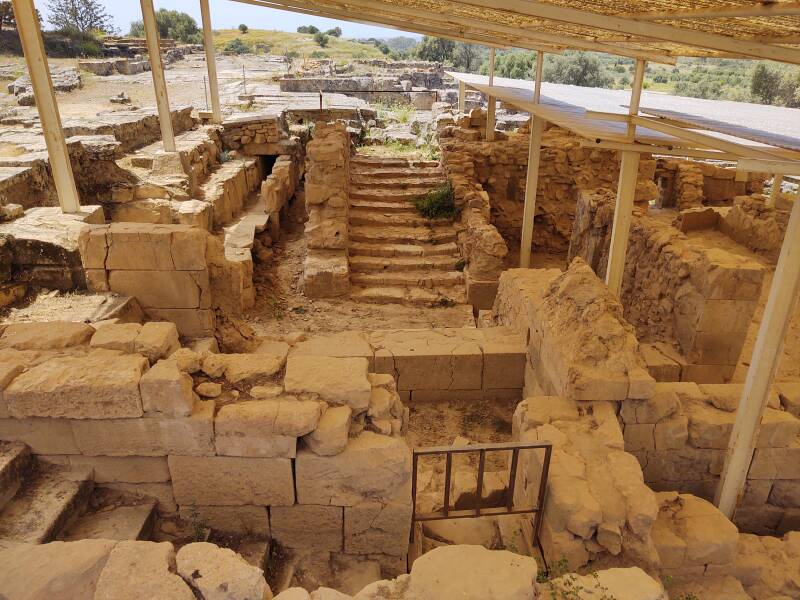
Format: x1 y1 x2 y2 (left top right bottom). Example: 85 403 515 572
486 48 496 142
200 0 222 124
580 139 739 161
738 158 800 177
456 0 800 64
628 2 800 21
141 0 175 152
458 80 466 113
533 50 544 104
11 0 80 213
716 198 800 518
520 116 544 269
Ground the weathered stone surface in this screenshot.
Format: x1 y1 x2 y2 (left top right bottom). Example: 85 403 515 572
90 323 143 353
303 251 350 298
344 495 412 556
94 541 195 600
135 322 180 363
68 456 169 483
168 455 294 506
6 350 147 419
0 539 115 600
303 406 352 456
285 356 371 411
547 567 667 600
176 542 272 600
196 381 222 398
202 353 286 385
0 417 80 454
178 505 270 537
140 359 196 417
0 322 93 351
270 504 343 552
409 545 538 600
295 432 412 506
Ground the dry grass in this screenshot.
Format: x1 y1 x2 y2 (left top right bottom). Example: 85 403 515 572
213 29 384 62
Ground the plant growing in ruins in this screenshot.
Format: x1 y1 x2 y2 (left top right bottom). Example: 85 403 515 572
188 504 208 542
412 182 459 221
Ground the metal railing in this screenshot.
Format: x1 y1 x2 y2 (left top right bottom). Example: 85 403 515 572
411 440 553 547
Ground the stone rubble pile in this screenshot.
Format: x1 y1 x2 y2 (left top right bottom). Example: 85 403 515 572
8 67 82 106
78 57 150 76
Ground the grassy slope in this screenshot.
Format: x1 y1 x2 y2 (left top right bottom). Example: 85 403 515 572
213 29 384 62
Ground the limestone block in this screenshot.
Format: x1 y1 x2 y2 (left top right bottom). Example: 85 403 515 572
178 505 270 537
215 353 287 385
109 269 209 310
654 416 689 451
68 456 170 483
0 538 117 600
639 343 682 382
94 541 195 600
750 443 800 479
0 321 93 350
270 504 343 552
140 359 196 417
548 567 667 600
135 322 180 363
303 405 352 456
78 226 109 269
6 350 147 419
168 455 295 506
176 542 272 600
98 480 176 513
290 331 374 365
480 328 526 390
672 494 739 566
170 348 200 373
0 417 80 454
295 432 412 506
624 423 655 452
146 309 215 338
71 400 215 456
90 323 143 353
303 251 350 298
344 495 412 556
0 357 24 418
284 356 371 411
687 401 800 449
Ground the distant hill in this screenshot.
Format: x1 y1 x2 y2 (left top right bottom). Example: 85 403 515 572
213 29 385 61
382 36 419 53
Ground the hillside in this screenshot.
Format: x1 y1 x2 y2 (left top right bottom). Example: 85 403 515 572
213 29 385 61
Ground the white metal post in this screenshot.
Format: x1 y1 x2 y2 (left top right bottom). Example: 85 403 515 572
12 0 80 213
520 52 546 268
141 0 176 152
458 80 466 113
716 198 800 517
768 174 783 207
486 48 496 141
200 0 222 124
605 59 646 296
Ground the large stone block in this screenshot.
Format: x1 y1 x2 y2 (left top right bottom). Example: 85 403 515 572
90 323 142 353
6 350 147 419
68 455 170 483
295 431 411 506
108 269 210 309
178 505 270 537
344 494 412 557
175 542 271 600
140 360 196 417
135 322 180 363
0 417 80 454
303 251 350 298
284 355 371 411
168 455 295 506
270 504 343 551
0 321 93 351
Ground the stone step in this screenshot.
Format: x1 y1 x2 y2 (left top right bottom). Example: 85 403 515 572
348 175 446 188
351 270 465 288
351 285 466 307
350 225 457 245
349 209 451 228
0 462 94 544
349 188 436 203
349 199 419 213
349 241 459 258
350 255 461 273
348 167 443 180
60 489 157 542
350 156 439 169
0 442 31 513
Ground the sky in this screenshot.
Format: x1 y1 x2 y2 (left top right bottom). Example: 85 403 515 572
36 0 419 40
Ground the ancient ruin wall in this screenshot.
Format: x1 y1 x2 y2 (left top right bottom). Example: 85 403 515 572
569 189 765 383
655 158 767 209
439 117 658 254
720 195 791 262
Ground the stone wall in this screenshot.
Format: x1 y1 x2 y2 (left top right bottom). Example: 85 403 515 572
439 114 658 255
0 321 413 576
655 158 767 209
719 195 791 262
492 260 655 404
569 189 765 383
221 112 291 156
303 121 351 298
621 381 800 535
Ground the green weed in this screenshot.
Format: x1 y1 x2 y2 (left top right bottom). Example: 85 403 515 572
412 182 459 220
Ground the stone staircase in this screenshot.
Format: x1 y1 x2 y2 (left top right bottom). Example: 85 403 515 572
348 155 466 306
0 442 155 544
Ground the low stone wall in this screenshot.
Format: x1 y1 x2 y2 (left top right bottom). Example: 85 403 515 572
303 121 351 298
569 189 765 383
0 163 52 209
492 260 655 403
0 321 413 576
621 381 800 535
221 113 289 155
720 195 791 262
78 57 150 76
655 158 767 208
439 115 658 254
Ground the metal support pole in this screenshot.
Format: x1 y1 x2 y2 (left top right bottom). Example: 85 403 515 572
768 174 783 207
486 48 496 142
519 52 546 268
519 117 544 269
533 51 544 104
716 198 800 517
458 80 466 113
12 0 80 213
605 59 646 296
140 0 175 152
200 0 222 124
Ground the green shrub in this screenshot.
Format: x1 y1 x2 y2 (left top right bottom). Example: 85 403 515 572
224 38 248 55
412 183 459 220
238 23 248 34
313 32 329 48
310 50 328 59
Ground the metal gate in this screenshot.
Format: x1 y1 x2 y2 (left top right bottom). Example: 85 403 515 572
410 440 553 552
